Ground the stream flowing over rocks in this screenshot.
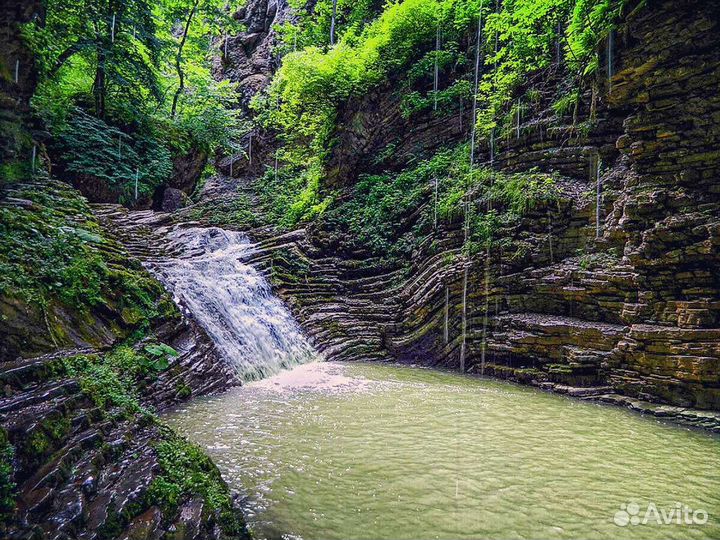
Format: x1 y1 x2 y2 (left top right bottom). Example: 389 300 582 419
114 220 318 381
193 0 720 430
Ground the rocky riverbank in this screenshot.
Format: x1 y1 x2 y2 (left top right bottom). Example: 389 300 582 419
180 0 720 419
0 180 247 539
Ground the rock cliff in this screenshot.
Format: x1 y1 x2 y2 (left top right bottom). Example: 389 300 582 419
207 0 720 426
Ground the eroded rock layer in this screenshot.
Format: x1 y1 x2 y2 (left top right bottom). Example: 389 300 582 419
0 182 244 539
238 0 720 421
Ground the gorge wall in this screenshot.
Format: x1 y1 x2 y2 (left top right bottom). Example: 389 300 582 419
0 180 246 540
0 5 248 537
203 0 720 427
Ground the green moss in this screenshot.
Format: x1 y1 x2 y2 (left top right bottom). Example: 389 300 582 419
315 142 559 262
0 429 15 523
0 160 33 185
0 181 175 341
63 340 178 417
187 193 266 230
26 430 49 456
176 382 192 400
147 430 248 538
24 415 71 458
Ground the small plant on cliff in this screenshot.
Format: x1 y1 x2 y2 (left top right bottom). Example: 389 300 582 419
148 430 248 537
0 429 15 524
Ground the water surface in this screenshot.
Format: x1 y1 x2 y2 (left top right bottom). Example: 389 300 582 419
165 362 720 540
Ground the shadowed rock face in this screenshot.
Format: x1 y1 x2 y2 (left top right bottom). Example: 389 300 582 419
213 0 291 182
214 0 290 109
203 0 719 417
0 1 45 170
0 184 244 539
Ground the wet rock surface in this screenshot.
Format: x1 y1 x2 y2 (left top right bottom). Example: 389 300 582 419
187 0 720 429
0 184 243 538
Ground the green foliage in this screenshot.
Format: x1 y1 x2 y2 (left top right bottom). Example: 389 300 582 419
551 87 581 118
255 0 633 222
143 343 179 372
0 429 16 523
566 0 633 75
64 354 146 415
52 108 172 203
23 0 242 199
322 141 559 260
247 162 334 230
63 340 176 416
148 431 247 536
277 0 383 51
0 181 172 332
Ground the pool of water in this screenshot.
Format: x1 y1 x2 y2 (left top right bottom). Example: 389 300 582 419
164 362 720 540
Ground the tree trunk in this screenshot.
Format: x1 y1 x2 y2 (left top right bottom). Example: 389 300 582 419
330 0 338 45
171 0 200 118
94 48 106 118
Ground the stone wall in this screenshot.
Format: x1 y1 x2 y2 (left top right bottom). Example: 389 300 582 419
244 0 720 416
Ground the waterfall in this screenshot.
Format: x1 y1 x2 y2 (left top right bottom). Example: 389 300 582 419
469 10 483 166
459 265 469 373
489 129 495 166
556 21 561 65
330 0 338 45
224 34 229 57
111 13 116 43
460 6 484 374
479 252 490 376
118 136 122 159
14 60 19 84
547 209 554 263
149 227 317 381
594 153 602 238
31 145 36 172
433 176 438 230
516 99 521 139
134 168 139 200
459 97 463 131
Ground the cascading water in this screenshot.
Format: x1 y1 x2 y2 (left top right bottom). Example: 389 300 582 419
433 176 438 230
547 208 554 263
330 0 338 45
607 30 614 94
147 226 317 381
592 152 602 238
460 266 468 373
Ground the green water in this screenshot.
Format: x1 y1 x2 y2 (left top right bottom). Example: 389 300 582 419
165 362 720 540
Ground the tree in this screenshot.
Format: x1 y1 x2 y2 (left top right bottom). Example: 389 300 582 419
29 0 161 119
159 0 239 118
170 0 199 117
